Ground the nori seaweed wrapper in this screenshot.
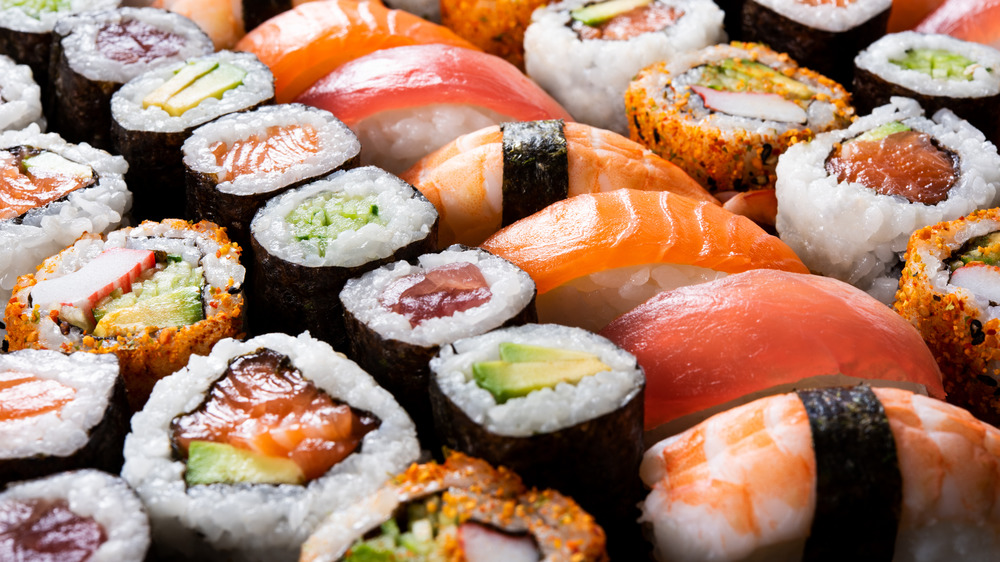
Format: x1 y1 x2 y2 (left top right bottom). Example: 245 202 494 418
0 28 54 105
242 0 293 33
501 119 568 227
796 385 902 561
742 0 889 85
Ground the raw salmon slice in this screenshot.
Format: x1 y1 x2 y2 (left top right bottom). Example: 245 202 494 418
210 124 320 182
574 4 683 41
0 150 95 221
380 262 493 327
0 371 76 421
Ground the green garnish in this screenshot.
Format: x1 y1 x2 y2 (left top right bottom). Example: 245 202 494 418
285 193 384 257
890 48 979 82
0 0 70 19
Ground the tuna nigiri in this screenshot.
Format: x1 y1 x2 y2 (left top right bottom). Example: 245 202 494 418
295 44 573 174
402 121 719 248
480 189 808 332
599 268 945 440
235 0 478 103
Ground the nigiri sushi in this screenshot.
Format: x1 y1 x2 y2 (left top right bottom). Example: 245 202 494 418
599 268 945 441
480 189 808 333
915 0 1000 49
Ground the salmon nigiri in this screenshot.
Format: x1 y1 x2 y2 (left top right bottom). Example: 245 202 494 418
480 189 807 332
235 0 478 103
599 269 945 440
915 0 1000 48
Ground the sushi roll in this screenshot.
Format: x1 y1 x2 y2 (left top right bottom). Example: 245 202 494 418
854 31 1000 144
625 41 855 193
428 323 645 558
121 331 420 560
775 96 1000 303
183 103 361 252
741 0 892 84
294 44 573 175
301 452 609 562
4 219 246 410
48 6 215 150
640 386 1000 561
110 49 275 221
0 54 44 133
0 350 128 484
524 0 726 135
250 166 438 350
340 244 537 447
440 0 546 69
894 207 1000 426
0 469 151 561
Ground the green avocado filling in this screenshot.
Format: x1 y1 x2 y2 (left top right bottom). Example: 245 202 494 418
142 60 246 117
0 0 69 18
890 48 980 81
851 121 911 143
286 193 383 257
185 441 305 486
344 496 457 561
570 0 652 26
697 58 814 99
90 258 204 336
949 231 1000 271
471 342 610 403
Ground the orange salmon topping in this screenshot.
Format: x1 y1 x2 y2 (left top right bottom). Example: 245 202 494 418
574 5 683 41
0 371 76 421
209 124 320 182
0 498 106 562
0 148 95 221
171 348 379 482
380 262 492 327
826 130 958 205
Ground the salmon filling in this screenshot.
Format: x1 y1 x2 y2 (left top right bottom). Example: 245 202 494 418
96 19 184 64
0 148 96 221
574 4 683 41
826 129 958 205
796 0 856 6
209 124 320 182
379 262 493 328
171 348 380 483
0 498 107 562
0 371 76 421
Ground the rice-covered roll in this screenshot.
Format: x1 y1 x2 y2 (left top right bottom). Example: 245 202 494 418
183 103 361 253
250 166 438 350
0 469 150 561
0 54 44 132
894 207 1000 426
741 0 892 84
524 0 726 135
340 245 537 447
110 50 275 221
0 350 128 484
301 451 609 562
0 124 130 343
49 7 214 150
122 331 420 561
854 31 1000 144
429 323 644 559
775 96 1000 303
626 41 855 193
4 219 246 410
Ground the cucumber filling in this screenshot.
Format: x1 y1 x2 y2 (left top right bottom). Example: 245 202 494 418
697 58 814 100
286 192 384 257
890 48 981 82
90 258 205 336
0 0 69 18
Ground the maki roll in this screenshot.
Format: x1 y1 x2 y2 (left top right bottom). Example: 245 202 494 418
340 245 537 447
49 6 215 150
524 0 726 135
0 350 128 484
775 96 1000 303
250 166 438 349
854 31 1000 144
741 0 892 84
110 50 275 221
301 452 609 562
0 469 151 561
4 219 246 410
429 323 645 558
121 332 420 560
183 103 361 252
895 207 1000 426
625 41 855 193
0 54 44 132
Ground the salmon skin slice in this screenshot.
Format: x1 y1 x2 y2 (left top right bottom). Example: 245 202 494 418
210 124 320 182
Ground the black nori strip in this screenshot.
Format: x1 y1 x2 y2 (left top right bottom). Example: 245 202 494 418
500 120 568 227
796 385 902 561
0 27 54 107
243 0 293 33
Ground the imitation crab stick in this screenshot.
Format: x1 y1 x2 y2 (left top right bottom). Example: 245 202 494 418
235 0 478 103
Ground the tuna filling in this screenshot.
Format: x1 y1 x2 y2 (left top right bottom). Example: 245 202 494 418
0 498 106 562
0 371 75 421
379 262 493 328
210 124 320 182
96 19 184 64
0 147 96 221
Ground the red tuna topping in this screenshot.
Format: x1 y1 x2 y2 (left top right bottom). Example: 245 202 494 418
0 498 106 562
380 262 493 328
96 19 184 64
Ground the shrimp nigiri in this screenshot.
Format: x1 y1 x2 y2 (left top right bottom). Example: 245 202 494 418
641 386 1000 561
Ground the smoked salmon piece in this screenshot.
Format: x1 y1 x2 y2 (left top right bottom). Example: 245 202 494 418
235 0 478 103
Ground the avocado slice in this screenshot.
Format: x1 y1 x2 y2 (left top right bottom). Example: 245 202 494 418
472 344 611 403
21 152 94 181
143 61 246 117
92 284 204 336
890 48 978 81
852 121 910 143
497 342 598 362
699 58 814 100
143 60 217 112
949 231 1000 270
570 0 652 26
185 440 305 486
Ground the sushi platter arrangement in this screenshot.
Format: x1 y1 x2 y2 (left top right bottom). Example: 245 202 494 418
2 0 1000 560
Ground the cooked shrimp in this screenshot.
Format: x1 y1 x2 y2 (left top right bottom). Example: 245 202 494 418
640 387 1000 562
154 0 245 49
